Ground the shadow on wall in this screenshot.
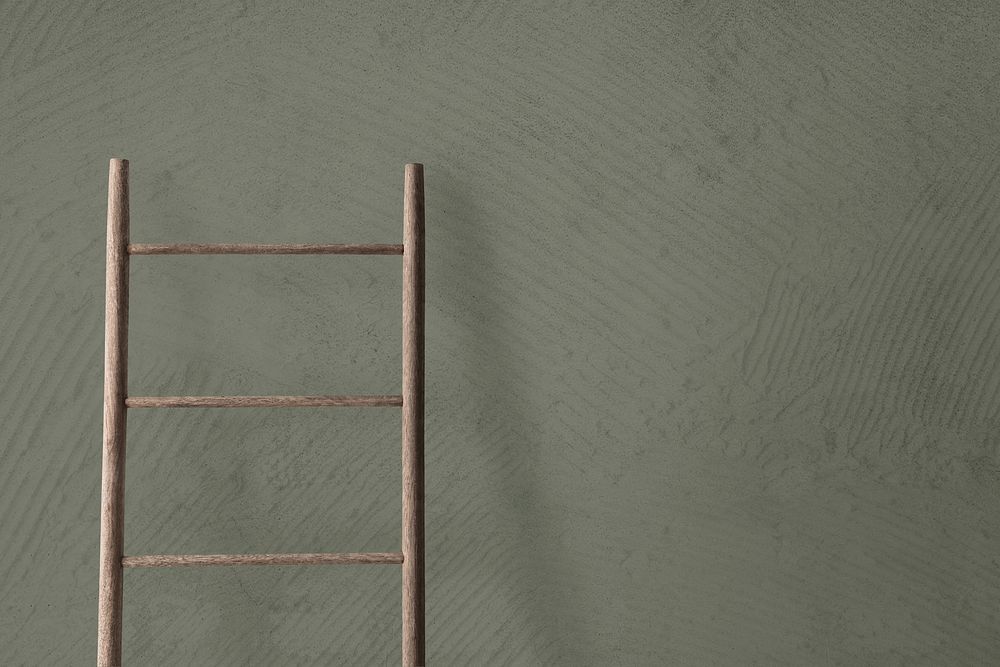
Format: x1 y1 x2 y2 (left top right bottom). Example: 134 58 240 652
432 168 588 663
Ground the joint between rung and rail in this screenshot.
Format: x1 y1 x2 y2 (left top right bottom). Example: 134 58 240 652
122 552 405 567
125 395 403 408
128 243 403 255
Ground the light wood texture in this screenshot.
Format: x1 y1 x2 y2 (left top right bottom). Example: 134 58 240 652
98 158 129 667
129 242 403 255
401 163 426 666
123 552 404 567
125 394 402 408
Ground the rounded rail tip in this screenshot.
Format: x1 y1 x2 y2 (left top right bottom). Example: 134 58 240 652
110 157 129 166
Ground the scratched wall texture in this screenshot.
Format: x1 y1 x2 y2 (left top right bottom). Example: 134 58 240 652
2 1 1000 664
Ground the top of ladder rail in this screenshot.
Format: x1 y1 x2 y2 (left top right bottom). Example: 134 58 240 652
128 243 404 255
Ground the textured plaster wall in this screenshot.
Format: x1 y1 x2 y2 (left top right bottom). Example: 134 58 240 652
3 1 1000 664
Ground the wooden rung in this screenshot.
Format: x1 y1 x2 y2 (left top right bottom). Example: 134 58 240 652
125 395 403 408
122 552 405 568
128 243 403 255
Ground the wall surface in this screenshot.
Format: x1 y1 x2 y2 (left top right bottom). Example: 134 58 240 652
2 1 1000 664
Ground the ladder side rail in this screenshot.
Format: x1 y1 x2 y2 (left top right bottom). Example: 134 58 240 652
402 163 426 666
97 158 130 667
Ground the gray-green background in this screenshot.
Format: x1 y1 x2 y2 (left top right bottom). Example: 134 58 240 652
3 1 999 664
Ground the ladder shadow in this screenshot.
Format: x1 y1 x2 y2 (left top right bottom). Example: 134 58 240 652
433 171 582 662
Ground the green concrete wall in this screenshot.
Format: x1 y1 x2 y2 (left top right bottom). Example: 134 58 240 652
3 1 999 664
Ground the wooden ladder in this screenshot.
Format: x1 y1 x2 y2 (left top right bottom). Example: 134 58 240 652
96 159 426 666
